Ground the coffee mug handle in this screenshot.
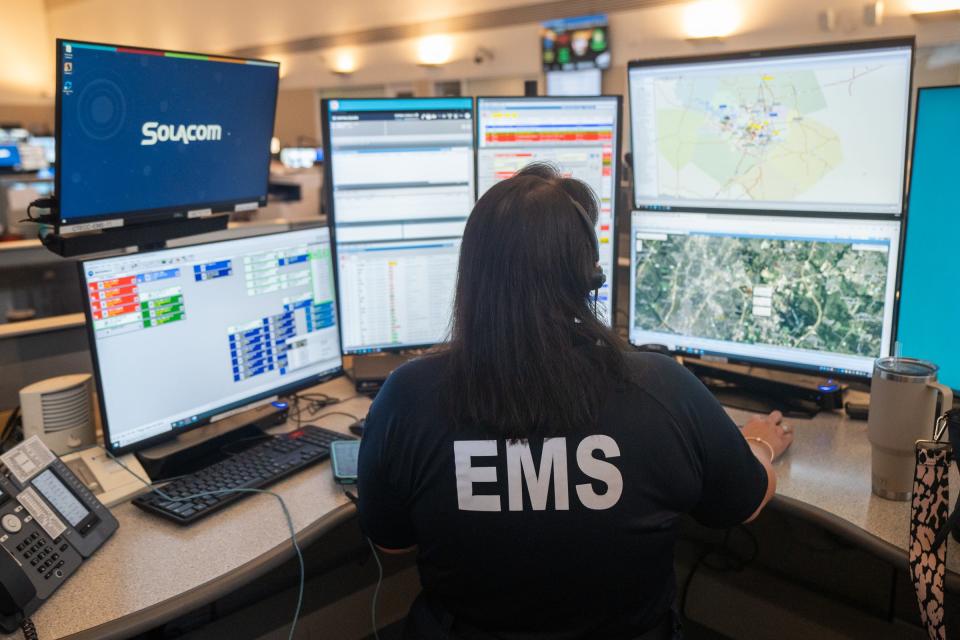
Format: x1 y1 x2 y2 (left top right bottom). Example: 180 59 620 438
927 381 954 438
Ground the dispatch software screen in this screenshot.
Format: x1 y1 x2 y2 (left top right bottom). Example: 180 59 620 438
326 98 475 353
478 97 619 324
82 228 342 450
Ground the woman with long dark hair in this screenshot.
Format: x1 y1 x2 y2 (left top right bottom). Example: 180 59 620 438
358 163 792 639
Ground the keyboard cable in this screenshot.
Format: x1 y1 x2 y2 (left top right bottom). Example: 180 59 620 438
343 489 382 640
104 451 305 640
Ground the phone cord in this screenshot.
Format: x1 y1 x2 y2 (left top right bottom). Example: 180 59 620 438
21 617 38 640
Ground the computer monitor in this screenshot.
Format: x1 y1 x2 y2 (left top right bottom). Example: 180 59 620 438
80 227 343 454
279 147 319 169
477 96 621 324
322 97 475 354
545 69 602 96
628 211 901 378
628 38 913 215
56 39 279 229
31 136 55 164
896 86 960 391
0 144 20 170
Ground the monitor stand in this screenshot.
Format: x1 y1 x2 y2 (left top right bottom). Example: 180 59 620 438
351 352 412 396
135 401 289 481
683 359 845 419
41 214 228 257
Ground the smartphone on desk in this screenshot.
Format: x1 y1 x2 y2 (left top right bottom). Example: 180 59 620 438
331 440 360 485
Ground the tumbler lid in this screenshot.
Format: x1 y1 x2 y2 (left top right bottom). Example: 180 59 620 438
875 357 938 382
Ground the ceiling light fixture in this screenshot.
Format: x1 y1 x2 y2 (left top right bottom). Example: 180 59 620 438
683 0 742 40
417 34 454 66
910 0 960 18
330 50 358 75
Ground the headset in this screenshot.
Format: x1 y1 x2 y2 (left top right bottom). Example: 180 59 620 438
567 197 606 293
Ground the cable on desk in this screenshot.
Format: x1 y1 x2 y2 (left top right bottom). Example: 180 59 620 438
367 537 383 640
1 407 22 451
104 451 305 640
287 390 367 429
341 488 379 640
289 392 337 427
20 617 38 640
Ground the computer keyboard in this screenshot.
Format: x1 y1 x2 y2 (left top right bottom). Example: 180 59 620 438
133 425 353 525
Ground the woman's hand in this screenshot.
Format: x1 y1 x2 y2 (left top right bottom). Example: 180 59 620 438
742 410 794 461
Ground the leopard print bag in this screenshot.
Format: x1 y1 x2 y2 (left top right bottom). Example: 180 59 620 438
910 409 960 640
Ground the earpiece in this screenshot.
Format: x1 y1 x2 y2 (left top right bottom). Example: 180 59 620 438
567 197 606 293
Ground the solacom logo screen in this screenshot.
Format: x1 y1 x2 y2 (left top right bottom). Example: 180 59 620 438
57 41 280 222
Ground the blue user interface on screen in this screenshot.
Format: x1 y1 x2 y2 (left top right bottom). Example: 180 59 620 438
899 86 960 390
57 41 279 222
0 144 20 168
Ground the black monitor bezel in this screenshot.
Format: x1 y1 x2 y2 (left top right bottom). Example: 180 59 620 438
893 84 960 393
626 36 916 217
320 96 477 355
625 209 903 382
54 38 280 230
78 226 345 456
475 94 623 329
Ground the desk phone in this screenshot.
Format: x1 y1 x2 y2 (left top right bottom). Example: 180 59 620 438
0 437 118 632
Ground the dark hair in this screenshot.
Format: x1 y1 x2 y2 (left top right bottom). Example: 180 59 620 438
438 163 626 439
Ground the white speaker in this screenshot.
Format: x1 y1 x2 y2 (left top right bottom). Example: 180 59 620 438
19 374 96 455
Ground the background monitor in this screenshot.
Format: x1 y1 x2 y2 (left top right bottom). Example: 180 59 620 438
0 144 20 169
628 210 901 378
545 69 602 97
896 86 960 390
80 227 343 454
477 96 620 324
31 136 56 164
56 39 280 227
542 14 611 71
279 147 319 169
322 97 475 354
628 39 913 215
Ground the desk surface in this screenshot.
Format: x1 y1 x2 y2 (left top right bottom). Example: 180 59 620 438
727 402 959 578
10 376 957 639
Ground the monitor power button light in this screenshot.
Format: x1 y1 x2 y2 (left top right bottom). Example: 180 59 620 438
1 514 22 534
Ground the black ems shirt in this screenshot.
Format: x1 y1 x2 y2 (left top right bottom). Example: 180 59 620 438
358 351 768 639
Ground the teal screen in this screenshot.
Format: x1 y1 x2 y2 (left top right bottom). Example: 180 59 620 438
899 86 960 390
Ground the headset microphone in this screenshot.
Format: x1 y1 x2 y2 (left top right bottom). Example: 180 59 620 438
567 197 606 293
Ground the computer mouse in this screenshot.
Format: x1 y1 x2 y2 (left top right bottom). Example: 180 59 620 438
349 420 365 436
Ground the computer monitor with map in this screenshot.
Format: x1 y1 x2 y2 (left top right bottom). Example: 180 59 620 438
628 38 914 215
628 211 901 378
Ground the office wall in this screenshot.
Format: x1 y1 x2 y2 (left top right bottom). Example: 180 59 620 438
0 104 54 132
36 0 960 143
44 0 547 56
43 0 960 93
0 0 54 123
274 89 320 147
41 0 960 89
